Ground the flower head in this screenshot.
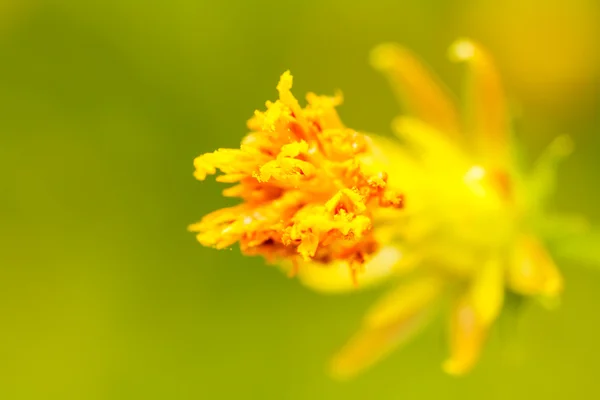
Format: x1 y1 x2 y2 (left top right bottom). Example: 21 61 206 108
190 71 403 281
329 39 580 377
191 39 597 378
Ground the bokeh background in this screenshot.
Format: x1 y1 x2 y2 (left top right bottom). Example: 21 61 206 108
2 0 600 398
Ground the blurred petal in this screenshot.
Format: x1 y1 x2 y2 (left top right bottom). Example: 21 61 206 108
371 43 461 137
392 117 466 172
528 135 574 205
443 297 487 376
365 274 443 328
536 214 589 242
294 246 407 293
331 283 437 379
444 258 504 375
507 235 563 297
364 134 422 190
555 229 600 268
470 258 505 325
449 39 508 166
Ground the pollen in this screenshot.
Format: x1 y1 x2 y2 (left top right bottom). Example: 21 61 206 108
189 71 404 277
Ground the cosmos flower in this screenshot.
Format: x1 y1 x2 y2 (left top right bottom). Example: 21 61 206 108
190 39 598 377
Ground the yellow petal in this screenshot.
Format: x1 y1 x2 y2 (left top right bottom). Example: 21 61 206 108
507 235 563 298
364 274 444 328
305 91 345 129
294 246 407 293
449 39 508 166
555 227 600 268
392 116 467 172
443 297 487 376
470 258 504 325
276 70 303 116
371 43 461 137
529 135 574 204
362 134 423 191
443 258 504 375
276 70 310 133
330 296 434 380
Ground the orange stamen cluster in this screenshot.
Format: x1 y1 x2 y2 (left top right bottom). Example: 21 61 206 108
190 71 403 276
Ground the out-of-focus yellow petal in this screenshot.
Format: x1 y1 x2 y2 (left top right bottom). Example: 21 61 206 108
364 274 444 328
443 258 504 375
536 214 589 243
470 258 504 325
449 39 508 167
507 235 563 298
558 231 600 269
362 134 423 192
443 297 487 376
294 246 407 293
528 135 574 205
330 290 436 380
392 117 467 172
371 43 461 138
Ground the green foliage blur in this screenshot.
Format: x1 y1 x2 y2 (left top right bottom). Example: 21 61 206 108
1 0 599 398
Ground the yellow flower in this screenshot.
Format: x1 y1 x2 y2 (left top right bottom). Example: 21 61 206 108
328 39 582 378
191 39 595 378
190 71 403 282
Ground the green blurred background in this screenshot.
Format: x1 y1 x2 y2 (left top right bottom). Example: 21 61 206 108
1 0 600 398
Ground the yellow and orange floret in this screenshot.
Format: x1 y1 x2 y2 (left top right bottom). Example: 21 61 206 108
190 71 404 282
191 39 590 377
